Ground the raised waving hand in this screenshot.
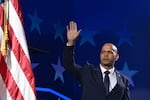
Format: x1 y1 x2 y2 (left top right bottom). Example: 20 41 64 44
66 21 81 46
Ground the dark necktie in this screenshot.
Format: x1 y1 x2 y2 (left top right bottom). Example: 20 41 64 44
104 71 110 94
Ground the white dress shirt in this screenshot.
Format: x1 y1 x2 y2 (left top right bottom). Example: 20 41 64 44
100 64 117 92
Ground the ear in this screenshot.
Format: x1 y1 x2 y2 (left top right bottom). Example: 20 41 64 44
115 54 119 61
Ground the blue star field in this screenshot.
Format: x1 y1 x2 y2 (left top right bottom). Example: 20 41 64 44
21 0 150 100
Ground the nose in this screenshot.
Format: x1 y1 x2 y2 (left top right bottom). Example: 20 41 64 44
102 52 108 57
104 53 108 57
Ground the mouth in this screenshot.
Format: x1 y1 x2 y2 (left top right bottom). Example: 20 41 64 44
103 58 109 61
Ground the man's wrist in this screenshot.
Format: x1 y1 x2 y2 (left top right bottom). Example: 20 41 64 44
66 41 75 46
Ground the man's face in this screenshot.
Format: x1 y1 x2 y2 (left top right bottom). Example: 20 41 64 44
100 44 119 67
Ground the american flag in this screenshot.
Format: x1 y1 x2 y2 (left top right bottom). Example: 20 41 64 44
0 0 36 100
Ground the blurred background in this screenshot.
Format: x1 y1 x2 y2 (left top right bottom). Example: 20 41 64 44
21 0 150 100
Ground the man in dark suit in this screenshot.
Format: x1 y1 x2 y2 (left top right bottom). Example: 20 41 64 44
62 21 130 100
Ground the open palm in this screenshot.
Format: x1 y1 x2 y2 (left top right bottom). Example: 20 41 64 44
67 21 81 42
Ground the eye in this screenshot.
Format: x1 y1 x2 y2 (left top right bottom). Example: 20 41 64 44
101 51 114 54
107 51 113 54
101 51 106 54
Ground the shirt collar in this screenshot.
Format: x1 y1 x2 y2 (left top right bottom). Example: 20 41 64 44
99 64 115 75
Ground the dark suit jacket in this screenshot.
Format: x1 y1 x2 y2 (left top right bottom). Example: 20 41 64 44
62 46 130 100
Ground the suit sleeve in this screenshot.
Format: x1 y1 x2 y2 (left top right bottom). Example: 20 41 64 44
62 46 81 82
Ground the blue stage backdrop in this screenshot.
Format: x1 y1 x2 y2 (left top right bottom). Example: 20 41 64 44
21 0 150 100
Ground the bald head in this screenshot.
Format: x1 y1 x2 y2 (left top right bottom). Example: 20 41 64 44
100 43 119 69
102 43 118 54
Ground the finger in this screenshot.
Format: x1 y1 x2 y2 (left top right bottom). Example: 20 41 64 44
66 25 69 31
70 21 73 30
78 29 82 33
73 21 77 31
77 29 82 36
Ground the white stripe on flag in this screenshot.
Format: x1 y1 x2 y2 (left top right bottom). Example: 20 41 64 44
9 1 30 59
5 51 36 100
0 27 3 47
0 0 36 99
0 75 11 100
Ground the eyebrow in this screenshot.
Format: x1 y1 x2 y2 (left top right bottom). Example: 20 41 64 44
101 49 117 54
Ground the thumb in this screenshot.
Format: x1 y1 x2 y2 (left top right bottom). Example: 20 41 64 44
78 29 82 33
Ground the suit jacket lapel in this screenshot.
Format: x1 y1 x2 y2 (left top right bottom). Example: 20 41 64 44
93 66 106 92
116 71 126 88
92 66 126 96
108 71 126 95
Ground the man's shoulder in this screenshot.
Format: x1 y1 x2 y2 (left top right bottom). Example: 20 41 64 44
80 64 100 72
116 71 129 84
82 63 96 68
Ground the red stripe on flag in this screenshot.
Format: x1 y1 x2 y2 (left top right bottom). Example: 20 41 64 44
8 23 36 95
9 0 36 95
0 0 36 99
11 0 24 24
0 53 24 100
0 5 4 28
